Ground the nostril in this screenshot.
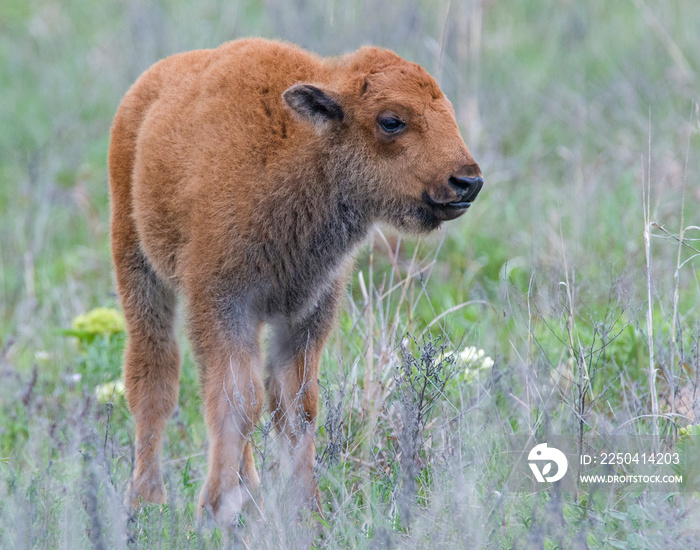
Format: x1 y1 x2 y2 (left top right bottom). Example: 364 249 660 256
449 176 484 201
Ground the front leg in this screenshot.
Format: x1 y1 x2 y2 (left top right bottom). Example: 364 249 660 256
186 293 264 526
265 284 344 511
197 341 263 525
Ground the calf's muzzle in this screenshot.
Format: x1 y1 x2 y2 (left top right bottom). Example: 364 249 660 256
448 175 483 203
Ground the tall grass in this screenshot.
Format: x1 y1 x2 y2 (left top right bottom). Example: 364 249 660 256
1 0 699 547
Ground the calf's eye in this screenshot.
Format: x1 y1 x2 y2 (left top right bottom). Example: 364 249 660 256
377 116 406 134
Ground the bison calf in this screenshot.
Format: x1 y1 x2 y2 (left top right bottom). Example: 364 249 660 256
109 38 482 523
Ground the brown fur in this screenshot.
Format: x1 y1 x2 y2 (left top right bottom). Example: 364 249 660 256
108 38 481 524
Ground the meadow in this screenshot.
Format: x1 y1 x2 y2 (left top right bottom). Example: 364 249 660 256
1 0 699 547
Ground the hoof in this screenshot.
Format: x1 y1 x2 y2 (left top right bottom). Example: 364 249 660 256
126 472 166 510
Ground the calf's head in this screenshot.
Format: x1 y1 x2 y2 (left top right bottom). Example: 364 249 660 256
283 47 482 232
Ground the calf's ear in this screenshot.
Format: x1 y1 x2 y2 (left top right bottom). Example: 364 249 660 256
283 84 344 125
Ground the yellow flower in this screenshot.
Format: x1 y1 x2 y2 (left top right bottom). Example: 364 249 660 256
72 307 126 335
678 424 700 442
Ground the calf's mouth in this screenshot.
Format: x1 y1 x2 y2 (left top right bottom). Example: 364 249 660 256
422 176 483 221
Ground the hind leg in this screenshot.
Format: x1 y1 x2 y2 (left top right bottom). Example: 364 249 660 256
109 86 181 506
115 246 180 506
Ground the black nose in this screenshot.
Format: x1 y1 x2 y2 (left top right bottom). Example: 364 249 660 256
449 176 483 202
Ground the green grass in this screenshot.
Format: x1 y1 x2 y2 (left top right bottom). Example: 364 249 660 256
1 0 700 547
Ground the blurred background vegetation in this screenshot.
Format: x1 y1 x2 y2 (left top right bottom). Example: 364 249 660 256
1 0 699 547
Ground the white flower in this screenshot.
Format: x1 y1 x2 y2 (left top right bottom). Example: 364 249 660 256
95 378 125 403
460 346 494 383
460 346 481 364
